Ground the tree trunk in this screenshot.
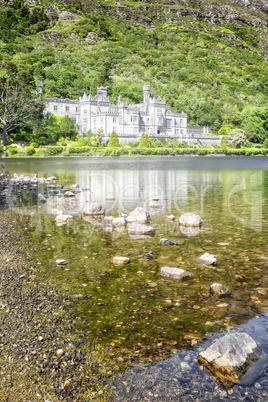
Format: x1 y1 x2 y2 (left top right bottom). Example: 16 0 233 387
1 125 8 146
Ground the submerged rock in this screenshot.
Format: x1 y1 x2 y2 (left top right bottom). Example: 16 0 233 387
180 225 201 237
126 207 150 224
196 252 217 267
210 283 228 296
160 267 194 281
111 256 130 265
149 200 162 208
198 332 262 388
159 238 180 246
83 201 105 216
55 213 73 224
128 222 155 236
166 214 175 221
179 213 202 227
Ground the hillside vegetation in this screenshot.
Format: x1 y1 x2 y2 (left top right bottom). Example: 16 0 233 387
0 0 268 142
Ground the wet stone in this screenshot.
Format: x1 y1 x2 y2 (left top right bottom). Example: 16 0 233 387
111 256 130 265
141 251 155 261
55 259 68 266
159 238 180 246
160 267 194 281
196 253 217 267
210 283 228 296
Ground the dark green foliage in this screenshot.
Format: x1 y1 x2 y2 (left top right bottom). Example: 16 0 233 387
263 139 268 148
0 145 3 154
108 131 120 147
35 113 61 144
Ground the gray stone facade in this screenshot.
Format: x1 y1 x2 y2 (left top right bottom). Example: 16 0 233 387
46 85 227 145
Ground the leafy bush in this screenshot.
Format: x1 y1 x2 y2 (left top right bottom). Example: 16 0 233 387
25 146 36 156
0 145 3 154
43 146 63 156
7 147 18 155
263 139 268 148
38 136 48 145
220 136 230 148
68 146 91 154
108 131 120 147
232 129 248 148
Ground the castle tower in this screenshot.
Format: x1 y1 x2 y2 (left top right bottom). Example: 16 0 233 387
143 85 151 103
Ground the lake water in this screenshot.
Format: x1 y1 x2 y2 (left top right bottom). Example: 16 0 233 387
2 156 268 400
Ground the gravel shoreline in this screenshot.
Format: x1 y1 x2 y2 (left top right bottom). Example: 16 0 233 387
0 210 114 401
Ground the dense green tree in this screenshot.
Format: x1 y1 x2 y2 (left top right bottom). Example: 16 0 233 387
220 135 230 148
96 128 104 146
241 107 268 143
60 116 77 139
139 132 152 148
232 129 248 148
108 130 120 147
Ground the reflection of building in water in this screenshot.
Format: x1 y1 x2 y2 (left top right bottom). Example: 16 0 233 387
54 169 223 217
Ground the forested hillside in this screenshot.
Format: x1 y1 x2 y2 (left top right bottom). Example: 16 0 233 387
1 0 268 142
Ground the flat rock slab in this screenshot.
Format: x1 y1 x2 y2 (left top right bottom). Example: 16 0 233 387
180 225 201 237
196 252 217 267
111 256 130 265
198 332 262 388
210 283 228 296
128 222 155 236
126 207 150 224
160 267 194 281
179 212 202 227
159 238 180 246
55 214 73 223
83 201 105 216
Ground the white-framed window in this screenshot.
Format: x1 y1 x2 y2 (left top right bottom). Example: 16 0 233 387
84 109 87 114
180 119 183 126
134 127 138 133
53 105 58 112
66 106 70 112
134 116 138 123
113 116 116 123
167 119 172 129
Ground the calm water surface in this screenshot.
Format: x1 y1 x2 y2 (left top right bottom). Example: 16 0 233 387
3 156 268 399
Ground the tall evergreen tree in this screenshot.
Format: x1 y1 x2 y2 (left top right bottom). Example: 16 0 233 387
108 130 120 147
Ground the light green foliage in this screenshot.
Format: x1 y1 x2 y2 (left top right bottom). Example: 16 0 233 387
218 126 230 136
139 132 152 148
220 135 230 148
108 131 120 147
35 113 60 144
90 136 98 147
75 134 88 146
232 129 248 148
30 142 38 148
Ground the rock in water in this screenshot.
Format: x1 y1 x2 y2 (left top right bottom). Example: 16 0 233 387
126 207 150 224
160 267 193 281
198 332 262 388
83 201 105 216
111 256 130 265
210 283 228 296
159 238 180 246
64 191 75 197
141 251 155 260
179 213 202 227
196 252 217 267
128 222 155 236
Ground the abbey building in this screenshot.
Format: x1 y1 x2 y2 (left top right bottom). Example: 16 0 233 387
46 85 189 141
46 85 218 144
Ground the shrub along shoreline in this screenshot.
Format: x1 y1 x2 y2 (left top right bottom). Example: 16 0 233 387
1 146 268 157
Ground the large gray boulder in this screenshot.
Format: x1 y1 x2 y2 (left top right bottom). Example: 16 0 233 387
83 201 105 216
179 212 202 227
127 222 155 236
198 332 262 388
126 207 150 224
160 267 193 281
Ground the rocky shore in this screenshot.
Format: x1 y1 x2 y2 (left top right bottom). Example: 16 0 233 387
0 210 115 401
